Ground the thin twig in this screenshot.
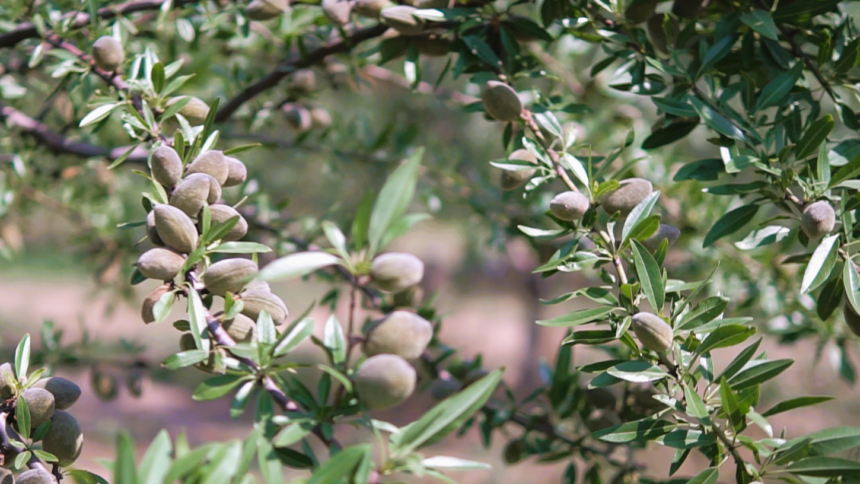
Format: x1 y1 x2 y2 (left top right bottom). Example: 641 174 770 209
0 0 200 49
215 24 390 123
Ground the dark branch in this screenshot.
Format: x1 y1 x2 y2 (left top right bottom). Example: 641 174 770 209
0 101 148 163
0 0 200 49
215 23 390 123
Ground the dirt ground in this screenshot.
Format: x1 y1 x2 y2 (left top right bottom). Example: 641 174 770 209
0 223 857 483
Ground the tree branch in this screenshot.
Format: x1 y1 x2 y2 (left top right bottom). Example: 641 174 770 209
0 0 200 50
0 101 149 162
215 23 390 123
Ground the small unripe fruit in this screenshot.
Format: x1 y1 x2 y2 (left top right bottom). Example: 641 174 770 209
153 205 199 254
41 410 83 467
500 149 537 191
624 0 659 24
503 439 526 464
381 6 425 36
481 81 523 122
672 0 707 18
166 96 210 125
0 469 13 484
322 0 352 26
363 310 433 360
17 469 54 484
223 157 248 187
370 253 424 293
20 388 55 429
151 145 183 188
354 0 393 18
203 258 258 296
0 362 15 399
187 151 229 186
801 201 836 239
146 210 164 246
34 377 82 410
631 312 673 353
283 105 312 132
414 35 451 57
246 0 289 20
171 173 221 216
91 370 118 401
137 248 186 280
141 283 173 323
245 279 271 292
428 378 462 400
203 204 248 242
309 106 332 130
353 354 417 410
844 304 860 337
601 178 653 216
641 224 681 251
288 70 316 95
239 289 289 325
219 313 257 342
550 191 591 221
92 36 124 72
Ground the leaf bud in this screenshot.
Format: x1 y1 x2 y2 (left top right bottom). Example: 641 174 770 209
370 252 424 293
631 312 673 353
353 354 417 410
92 36 124 72
481 81 523 122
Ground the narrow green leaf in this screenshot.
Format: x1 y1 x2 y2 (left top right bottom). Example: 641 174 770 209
801 234 839 293
16 396 30 440
162 350 208 370
323 314 346 365
631 240 665 311
606 360 668 383
689 97 747 142
741 10 778 40
696 324 756 356
115 431 140 484
622 191 661 244
258 252 341 282
684 385 708 419
762 396 834 417
592 418 676 443
796 115 834 160
727 359 793 390
703 204 759 247
786 456 860 477
14 334 30 380
537 306 615 327
193 375 246 401
368 148 423 254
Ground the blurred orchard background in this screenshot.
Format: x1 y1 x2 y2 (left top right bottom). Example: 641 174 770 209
1 0 860 482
